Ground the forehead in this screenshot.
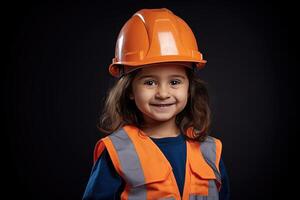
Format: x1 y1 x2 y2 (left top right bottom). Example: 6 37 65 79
136 63 189 77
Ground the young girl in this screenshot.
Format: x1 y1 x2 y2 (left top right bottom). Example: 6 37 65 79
83 8 229 200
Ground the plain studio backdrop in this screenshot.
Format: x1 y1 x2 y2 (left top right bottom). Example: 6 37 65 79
4 0 292 199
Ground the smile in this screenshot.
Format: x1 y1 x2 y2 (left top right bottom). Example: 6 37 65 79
150 103 175 107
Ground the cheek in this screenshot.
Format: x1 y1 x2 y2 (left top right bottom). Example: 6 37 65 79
133 88 152 105
177 94 189 105
176 86 189 102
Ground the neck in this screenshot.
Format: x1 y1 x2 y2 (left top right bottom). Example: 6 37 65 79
141 117 180 138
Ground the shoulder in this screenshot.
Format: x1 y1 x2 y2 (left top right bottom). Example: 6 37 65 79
93 128 126 162
201 136 222 154
202 136 222 146
93 139 105 163
187 135 222 162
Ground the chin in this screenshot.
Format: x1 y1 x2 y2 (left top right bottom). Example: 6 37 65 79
147 113 176 122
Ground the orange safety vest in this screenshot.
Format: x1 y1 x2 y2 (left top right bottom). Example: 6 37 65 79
94 125 222 200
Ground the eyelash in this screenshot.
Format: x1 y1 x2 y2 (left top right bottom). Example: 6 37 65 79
143 80 182 86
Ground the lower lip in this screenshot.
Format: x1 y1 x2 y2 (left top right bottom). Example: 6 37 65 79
150 104 175 112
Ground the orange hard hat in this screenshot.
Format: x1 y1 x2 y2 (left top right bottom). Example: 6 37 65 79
108 8 207 77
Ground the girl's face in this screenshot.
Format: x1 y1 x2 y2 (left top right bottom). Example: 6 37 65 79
130 63 189 124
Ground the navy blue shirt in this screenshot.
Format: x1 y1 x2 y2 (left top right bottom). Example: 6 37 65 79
83 134 230 200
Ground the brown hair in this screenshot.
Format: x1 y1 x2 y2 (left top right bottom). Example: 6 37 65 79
97 66 211 141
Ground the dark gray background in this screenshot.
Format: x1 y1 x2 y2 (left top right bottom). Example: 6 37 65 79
5 0 291 199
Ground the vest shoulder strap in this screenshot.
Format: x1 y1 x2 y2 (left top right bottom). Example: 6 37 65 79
107 127 172 186
200 136 222 183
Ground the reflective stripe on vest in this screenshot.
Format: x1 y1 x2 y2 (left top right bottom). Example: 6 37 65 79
200 136 222 184
109 128 147 199
97 125 222 200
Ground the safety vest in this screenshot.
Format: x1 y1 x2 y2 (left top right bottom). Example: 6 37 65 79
94 125 222 200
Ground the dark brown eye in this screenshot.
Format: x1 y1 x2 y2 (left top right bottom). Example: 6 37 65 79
144 80 156 86
170 80 181 85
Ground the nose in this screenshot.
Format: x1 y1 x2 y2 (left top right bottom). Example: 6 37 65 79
155 84 170 99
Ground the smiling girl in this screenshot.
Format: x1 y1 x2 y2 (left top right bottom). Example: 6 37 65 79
83 8 229 200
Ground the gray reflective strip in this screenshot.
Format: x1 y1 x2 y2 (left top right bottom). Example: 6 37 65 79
208 180 219 199
189 195 202 200
189 181 218 200
109 128 147 199
189 195 218 200
200 136 221 182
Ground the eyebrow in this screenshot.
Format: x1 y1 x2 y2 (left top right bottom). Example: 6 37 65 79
137 75 186 80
